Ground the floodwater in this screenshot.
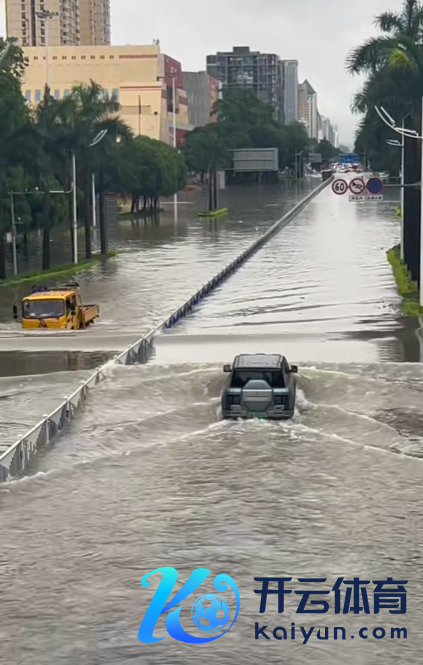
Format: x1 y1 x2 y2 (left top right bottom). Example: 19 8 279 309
1 178 423 664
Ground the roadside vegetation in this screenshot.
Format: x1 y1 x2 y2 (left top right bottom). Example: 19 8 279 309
0 39 186 281
387 244 423 316
348 0 423 174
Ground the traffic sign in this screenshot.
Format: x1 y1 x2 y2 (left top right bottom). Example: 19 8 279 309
366 177 383 195
349 194 384 202
332 179 348 195
349 178 365 195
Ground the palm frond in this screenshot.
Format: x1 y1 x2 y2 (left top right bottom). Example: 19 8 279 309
346 36 400 73
374 11 403 34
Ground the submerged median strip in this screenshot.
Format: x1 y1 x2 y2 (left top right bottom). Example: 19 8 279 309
0 250 119 288
387 244 423 317
0 177 333 483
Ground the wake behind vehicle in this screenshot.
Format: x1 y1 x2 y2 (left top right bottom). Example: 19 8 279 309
13 282 100 330
221 353 298 420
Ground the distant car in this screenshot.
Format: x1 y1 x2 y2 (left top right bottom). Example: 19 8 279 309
221 353 298 420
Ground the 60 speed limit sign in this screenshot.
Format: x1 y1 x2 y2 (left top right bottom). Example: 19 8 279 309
332 179 348 195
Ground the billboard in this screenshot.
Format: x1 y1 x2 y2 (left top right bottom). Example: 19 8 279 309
309 153 322 163
232 148 278 172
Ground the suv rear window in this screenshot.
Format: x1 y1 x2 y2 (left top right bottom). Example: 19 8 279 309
231 370 285 388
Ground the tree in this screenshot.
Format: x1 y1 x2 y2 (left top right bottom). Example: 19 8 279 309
346 0 423 280
60 81 132 259
0 39 29 278
316 139 340 160
181 90 310 184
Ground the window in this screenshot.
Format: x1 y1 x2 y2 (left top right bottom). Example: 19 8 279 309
54 90 60 99
35 90 41 102
23 299 65 319
64 90 70 97
230 369 285 389
25 90 31 101
103 90 109 100
112 88 119 100
62 56 67 59
72 56 76 59
91 55 95 59
100 55 105 59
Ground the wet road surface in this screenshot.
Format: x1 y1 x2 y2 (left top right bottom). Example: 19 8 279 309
2 179 423 664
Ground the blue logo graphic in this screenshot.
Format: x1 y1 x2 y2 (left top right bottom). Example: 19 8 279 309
138 567 240 644
191 594 231 633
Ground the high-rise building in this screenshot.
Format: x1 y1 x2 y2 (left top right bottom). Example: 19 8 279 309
182 71 221 127
298 79 318 139
206 46 283 121
332 123 339 148
5 0 110 47
280 60 298 125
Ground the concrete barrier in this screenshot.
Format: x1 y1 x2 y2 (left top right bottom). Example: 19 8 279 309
0 176 333 482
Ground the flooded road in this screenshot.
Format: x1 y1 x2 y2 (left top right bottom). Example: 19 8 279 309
2 179 423 664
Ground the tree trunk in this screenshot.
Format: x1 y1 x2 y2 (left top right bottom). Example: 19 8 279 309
99 170 108 255
213 169 218 210
42 191 51 271
0 231 6 280
84 172 92 260
131 194 136 213
208 166 213 211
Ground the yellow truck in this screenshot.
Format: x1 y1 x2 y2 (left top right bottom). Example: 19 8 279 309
13 282 100 330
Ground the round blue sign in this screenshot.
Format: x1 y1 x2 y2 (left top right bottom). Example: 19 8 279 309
366 178 383 194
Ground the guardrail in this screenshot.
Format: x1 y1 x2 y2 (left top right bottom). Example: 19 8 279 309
0 176 333 483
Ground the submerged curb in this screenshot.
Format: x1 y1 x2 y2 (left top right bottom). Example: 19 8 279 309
0 176 333 483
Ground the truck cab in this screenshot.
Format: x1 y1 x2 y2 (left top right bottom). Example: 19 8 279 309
221 353 298 420
14 282 100 330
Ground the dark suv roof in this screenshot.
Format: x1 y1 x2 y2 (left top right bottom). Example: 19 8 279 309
233 354 284 369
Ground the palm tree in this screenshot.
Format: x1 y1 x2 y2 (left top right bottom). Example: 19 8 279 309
347 0 423 280
23 87 70 270
59 81 132 259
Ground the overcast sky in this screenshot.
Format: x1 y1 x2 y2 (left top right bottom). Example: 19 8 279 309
0 0 404 145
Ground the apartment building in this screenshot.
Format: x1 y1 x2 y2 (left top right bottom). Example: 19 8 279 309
206 46 283 121
280 60 298 125
5 0 111 47
298 79 318 140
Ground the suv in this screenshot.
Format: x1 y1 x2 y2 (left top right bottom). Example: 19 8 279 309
221 353 297 420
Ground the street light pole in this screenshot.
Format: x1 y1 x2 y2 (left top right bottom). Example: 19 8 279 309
171 71 178 219
71 129 108 264
92 174 97 227
72 152 78 264
375 103 423 306
10 192 17 276
400 123 405 261
35 9 58 90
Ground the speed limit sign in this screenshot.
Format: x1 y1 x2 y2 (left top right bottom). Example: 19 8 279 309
332 179 348 195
